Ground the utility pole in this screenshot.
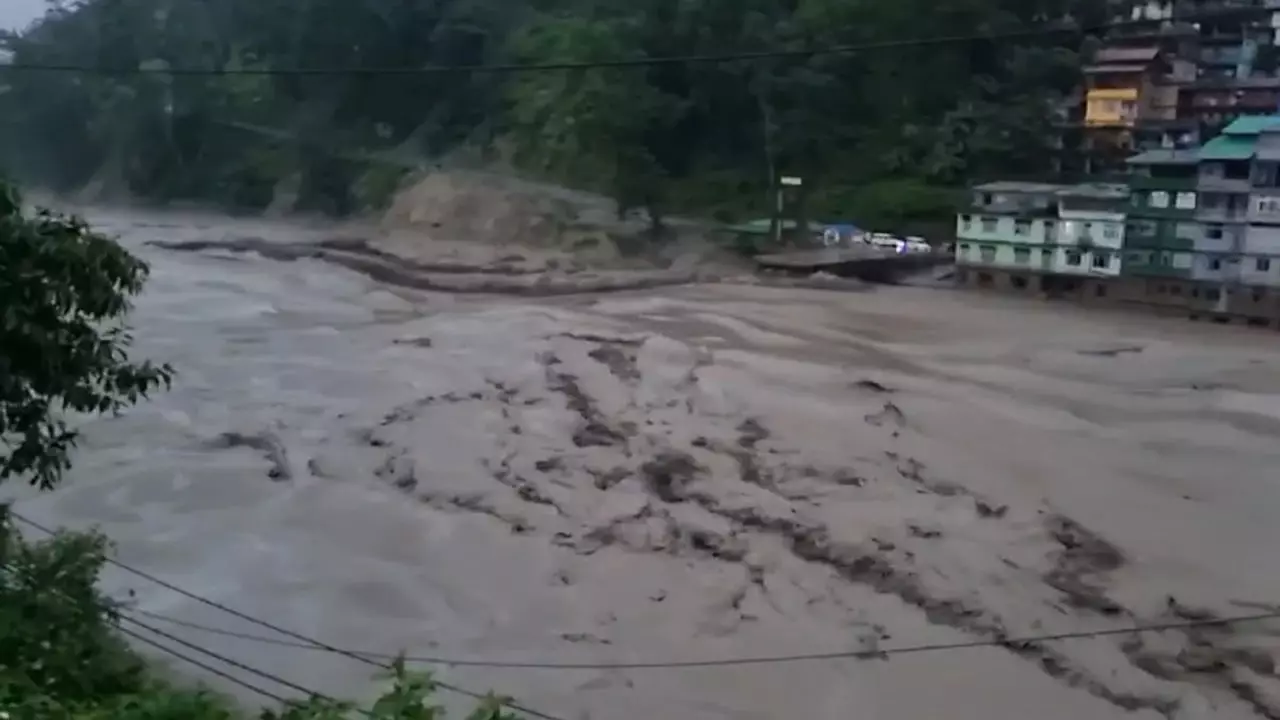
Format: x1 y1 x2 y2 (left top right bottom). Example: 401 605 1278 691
776 175 802 247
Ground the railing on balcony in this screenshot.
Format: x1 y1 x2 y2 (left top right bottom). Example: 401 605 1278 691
1198 175 1254 192
1200 48 1243 65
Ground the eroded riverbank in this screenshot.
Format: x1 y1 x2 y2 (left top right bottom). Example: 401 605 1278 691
7 209 1280 720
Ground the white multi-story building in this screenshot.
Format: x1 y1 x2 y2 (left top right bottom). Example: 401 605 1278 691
1047 185 1128 277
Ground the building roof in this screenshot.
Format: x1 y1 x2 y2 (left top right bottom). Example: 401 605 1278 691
1198 134 1257 160
1126 148 1199 165
1057 182 1129 199
1083 63 1151 74
1184 76 1280 90
971 181 1065 194
1094 46 1160 63
1221 115 1280 136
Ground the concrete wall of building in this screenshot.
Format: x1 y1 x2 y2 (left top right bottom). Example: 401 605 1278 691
1241 225 1280 286
1197 191 1249 223
1192 221 1246 281
970 190 1056 216
1198 162 1252 193
953 270 1280 327
1254 134 1280 157
955 242 1053 271
1048 213 1123 276
955 214 1054 244
1247 188 1280 224
1046 247 1122 276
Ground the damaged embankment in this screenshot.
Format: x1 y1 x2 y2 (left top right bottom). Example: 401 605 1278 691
148 237 872 295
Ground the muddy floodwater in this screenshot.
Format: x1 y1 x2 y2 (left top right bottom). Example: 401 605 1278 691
7 208 1280 720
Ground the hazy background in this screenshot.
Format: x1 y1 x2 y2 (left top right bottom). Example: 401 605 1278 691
3 0 44 31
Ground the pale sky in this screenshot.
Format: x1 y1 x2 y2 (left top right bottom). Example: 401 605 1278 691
2 0 47 31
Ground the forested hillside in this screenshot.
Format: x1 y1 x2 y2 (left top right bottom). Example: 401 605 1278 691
0 0 1110 226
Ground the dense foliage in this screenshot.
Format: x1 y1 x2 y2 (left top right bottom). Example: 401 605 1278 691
0 182 173 490
0 0 1110 226
0 510 523 719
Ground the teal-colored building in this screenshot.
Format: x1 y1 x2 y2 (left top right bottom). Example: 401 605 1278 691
1124 148 1198 278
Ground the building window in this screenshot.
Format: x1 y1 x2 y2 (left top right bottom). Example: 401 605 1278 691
959 215 972 229
1150 191 1170 208
1092 252 1110 269
979 245 997 263
1011 275 1028 290
1066 250 1082 266
981 217 997 233
1013 247 1031 264
1206 288 1221 301
1175 192 1196 210
1206 224 1225 240
1126 251 1148 264
1127 219 1157 237
1258 258 1272 272
980 193 993 206
1210 258 1222 270
1258 198 1280 214
1014 219 1031 236
1102 223 1119 240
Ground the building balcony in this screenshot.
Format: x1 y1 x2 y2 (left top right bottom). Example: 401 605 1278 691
1197 207 1250 223
1131 206 1199 221
1247 191 1280 224
1124 222 1196 250
1199 48 1243 66
1124 261 1193 278
1198 176 1253 193
1129 175 1197 192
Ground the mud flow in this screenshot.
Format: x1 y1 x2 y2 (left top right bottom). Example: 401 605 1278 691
7 207 1280 720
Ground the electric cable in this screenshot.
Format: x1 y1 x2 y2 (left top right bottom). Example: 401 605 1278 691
115 623 296 705
10 510 1280 673
0 8 1270 77
119 614 343 703
125 603 1280 670
6 511 566 720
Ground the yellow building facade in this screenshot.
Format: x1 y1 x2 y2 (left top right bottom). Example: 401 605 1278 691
1085 87 1140 127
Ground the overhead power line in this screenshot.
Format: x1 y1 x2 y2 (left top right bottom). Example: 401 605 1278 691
126 604 1280 670
117 624 296 705
0 8 1271 77
7 512 565 720
8 510 1280 675
120 614 344 704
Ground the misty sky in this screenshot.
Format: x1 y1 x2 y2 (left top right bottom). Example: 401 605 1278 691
2 0 46 30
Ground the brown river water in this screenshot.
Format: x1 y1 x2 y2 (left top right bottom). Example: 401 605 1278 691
6 208 1280 720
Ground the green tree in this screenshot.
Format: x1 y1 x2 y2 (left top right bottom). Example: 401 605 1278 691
0 0 1115 223
0 181 173 490
506 14 680 228
0 511 529 719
